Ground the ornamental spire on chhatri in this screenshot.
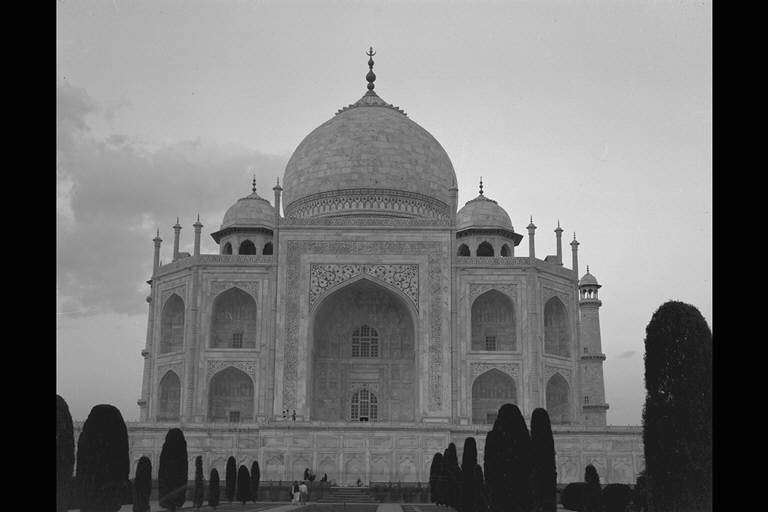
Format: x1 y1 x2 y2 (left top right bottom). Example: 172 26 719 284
336 47 407 116
366 46 376 91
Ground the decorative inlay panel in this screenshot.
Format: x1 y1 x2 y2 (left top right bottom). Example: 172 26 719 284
309 263 418 309
157 361 184 380
544 365 572 383
160 285 186 306
470 362 519 381
283 240 445 411
206 360 258 381
210 280 259 300
468 283 518 304
542 287 571 306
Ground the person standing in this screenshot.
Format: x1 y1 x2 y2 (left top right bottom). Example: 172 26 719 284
291 481 300 504
299 481 309 504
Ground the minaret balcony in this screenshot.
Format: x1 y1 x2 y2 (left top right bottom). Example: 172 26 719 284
582 403 609 411
137 398 147 407
581 353 606 361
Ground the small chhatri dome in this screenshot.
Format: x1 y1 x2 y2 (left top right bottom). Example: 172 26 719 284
456 179 514 231
220 182 275 230
579 267 601 287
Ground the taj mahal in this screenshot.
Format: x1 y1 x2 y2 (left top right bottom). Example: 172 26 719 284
122 51 644 485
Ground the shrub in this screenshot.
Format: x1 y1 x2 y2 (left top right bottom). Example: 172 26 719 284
561 482 588 511
208 469 220 509
132 456 152 512
225 456 237 502
484 403 532 512
531 408 557 512
236 465 252 505
602 484 632 512
250 461 260 501
193 455 204 509
76 404 130 512
643 301 712 512
158 428 188 511
56 395 75 512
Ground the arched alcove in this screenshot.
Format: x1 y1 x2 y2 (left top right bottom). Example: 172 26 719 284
350 388 378 421
238 240 256 255
546 373 571 424
471 290 516 351
222 242 233 255
262 242 273 255
477 241 494 257
210 288 257 348
457 244 470 256
311 278 416 422
471 369 517 424
208 367 254 422
157 371 181 421
500 244 511 257
160 294 185 354
544 297 570 356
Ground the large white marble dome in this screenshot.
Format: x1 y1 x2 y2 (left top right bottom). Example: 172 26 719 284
281 90 458 220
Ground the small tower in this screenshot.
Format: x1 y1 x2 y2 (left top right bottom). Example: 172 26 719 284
579 266 609 426
570 233 579 278
152 229 162 273
555 220 563 265
193 214 203 256
527 216 536 262
172 218 182 261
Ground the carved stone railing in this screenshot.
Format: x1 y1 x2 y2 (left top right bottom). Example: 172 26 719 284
155 254 274 276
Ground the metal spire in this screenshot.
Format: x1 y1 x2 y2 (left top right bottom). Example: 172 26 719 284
252 175 257 194
479 177 484 196
366 46 377 91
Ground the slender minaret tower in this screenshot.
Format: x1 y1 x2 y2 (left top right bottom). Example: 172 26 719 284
152 229 162 273
193 214 203 256
570 233 579 279
172 218 182 261
527 216 536 263
579 266 609 426
555 220 563 265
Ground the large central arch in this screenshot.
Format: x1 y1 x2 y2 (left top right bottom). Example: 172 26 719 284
310 278 417 422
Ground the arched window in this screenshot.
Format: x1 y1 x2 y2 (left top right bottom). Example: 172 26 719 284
222 242 233 255
500 244 511 257
544 297 570 357
160 294 185 354
351 388 378 421
238 240 256 255
457 244 470 256
351 325 379 358
546 373 571 424
262 242 273 255
472 369 516 424
210 288 257 348
477 241 494 257
208 367 254 422
471 290 516 351
157 371 181 421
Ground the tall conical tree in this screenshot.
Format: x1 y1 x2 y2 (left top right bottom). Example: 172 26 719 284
56 395 75 512
132 456 152 512
208 469 220 510
531 408 557 512
643 301 712 512
484 403 532 512
460 437 485 512
429 452 445 505
583 464 601 512
158 428 188 511
193 455 204 509
76 404 130 512
443 442 462 510
225 456 237 503
250 461 260 502
236 465 252 505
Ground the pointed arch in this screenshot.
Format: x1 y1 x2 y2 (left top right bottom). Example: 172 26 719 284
222 242 233 255
207 367 254 423
546 373 571 424
471 369 517 424
262 242 273 255
210 287 257 348
500 244 511 257
471 290 516 351
457 243 470 256
238 239 256 255
160 294 185 354
477 241 494 257
350 387 378 421
157 370 181 421
544 297 570 356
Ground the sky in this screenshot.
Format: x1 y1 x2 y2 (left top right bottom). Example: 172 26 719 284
56 0 712 425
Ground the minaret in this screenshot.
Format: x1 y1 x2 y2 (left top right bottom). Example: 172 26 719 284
193 214 203 256
172 218 182 261
527 216 537 262
579 266 609 426
152 229 162 272
555 220 563 265
570 233 580 279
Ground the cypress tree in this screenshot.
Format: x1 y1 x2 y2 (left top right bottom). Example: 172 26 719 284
484 403 532 512
530 408 557 512
642 301 712 512
56 395 75 512
158 428 188 511
428 452 444 505
132 456 152 512
76 404 130 512
442 443 462 510
236 465 252 505
583 464 601 512
250 461 260 502
208 469 220 510
193 455 204 509
460 437 485 512
225 456 237 503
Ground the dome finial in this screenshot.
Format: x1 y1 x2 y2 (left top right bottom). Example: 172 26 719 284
252 174 257 194
587 265 590 274
479 177 484 196
366 46 377 91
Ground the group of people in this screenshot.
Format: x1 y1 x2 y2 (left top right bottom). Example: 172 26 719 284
282 409 297 421
290 480 309 504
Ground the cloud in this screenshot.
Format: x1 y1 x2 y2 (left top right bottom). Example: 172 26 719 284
618 350 637 359
57 82 288 316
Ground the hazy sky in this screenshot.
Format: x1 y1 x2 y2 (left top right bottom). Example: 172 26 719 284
56 0 711 425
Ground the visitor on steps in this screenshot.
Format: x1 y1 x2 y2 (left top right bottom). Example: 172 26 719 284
291 481 300 504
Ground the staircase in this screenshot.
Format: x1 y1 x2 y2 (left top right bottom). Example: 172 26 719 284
315 486 379 503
